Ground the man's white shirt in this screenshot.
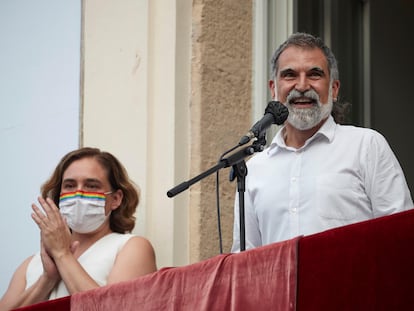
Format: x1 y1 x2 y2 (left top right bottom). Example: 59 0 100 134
232 116 413 252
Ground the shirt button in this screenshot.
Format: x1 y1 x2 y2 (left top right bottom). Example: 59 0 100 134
291 207 297 213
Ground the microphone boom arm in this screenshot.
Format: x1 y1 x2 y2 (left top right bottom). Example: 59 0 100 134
166 101 287 252
166 144 257 198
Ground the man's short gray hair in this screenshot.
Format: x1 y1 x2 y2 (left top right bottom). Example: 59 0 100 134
270 32 339 82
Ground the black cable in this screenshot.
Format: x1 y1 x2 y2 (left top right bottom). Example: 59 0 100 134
215 170 223 254
214 143 243 255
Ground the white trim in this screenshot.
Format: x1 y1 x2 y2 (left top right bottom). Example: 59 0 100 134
273 0 294 49
253 0 293 119
252 0 269 122
253 0 293 138
362 1 371 127
323 0 332 47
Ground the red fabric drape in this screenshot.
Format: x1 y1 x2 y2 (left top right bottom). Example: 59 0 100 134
71 237 299 311
11 296 70 311
12 210 414 311
297 209 414 310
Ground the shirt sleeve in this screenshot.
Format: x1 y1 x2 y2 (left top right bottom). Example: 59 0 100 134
364 130 413 216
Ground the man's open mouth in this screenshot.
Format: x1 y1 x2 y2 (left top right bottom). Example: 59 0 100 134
289 97 316 106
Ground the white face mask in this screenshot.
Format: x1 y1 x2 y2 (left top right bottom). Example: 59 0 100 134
59 190 112 233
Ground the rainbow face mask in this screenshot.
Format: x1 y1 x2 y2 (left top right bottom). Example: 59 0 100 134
59 190 111 233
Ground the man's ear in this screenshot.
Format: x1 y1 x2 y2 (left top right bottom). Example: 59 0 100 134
332 79 340 100
269 80 277 99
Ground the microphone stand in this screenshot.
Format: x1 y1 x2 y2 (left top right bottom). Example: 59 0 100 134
229 160 248 251
229 132 266 251
167 134 267 252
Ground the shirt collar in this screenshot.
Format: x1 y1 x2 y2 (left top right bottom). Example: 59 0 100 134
267 115 336 155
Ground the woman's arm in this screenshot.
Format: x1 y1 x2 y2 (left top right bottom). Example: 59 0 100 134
53 236 157 294
31 197 156 295
31 197 102 294
107 236 157 284
0 256 57 311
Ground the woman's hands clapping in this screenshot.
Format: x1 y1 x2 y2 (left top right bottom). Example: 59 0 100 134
32 197 78 277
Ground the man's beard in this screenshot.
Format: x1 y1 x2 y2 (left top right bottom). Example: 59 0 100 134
284 86 333 130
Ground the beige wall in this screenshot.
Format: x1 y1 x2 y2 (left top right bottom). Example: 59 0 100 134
81 0 150 237
190 0 253 261
81 0 253 267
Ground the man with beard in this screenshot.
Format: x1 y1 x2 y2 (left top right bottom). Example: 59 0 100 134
231 32 413 252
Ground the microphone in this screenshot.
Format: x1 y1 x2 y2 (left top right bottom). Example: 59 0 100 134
239 101 288 145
